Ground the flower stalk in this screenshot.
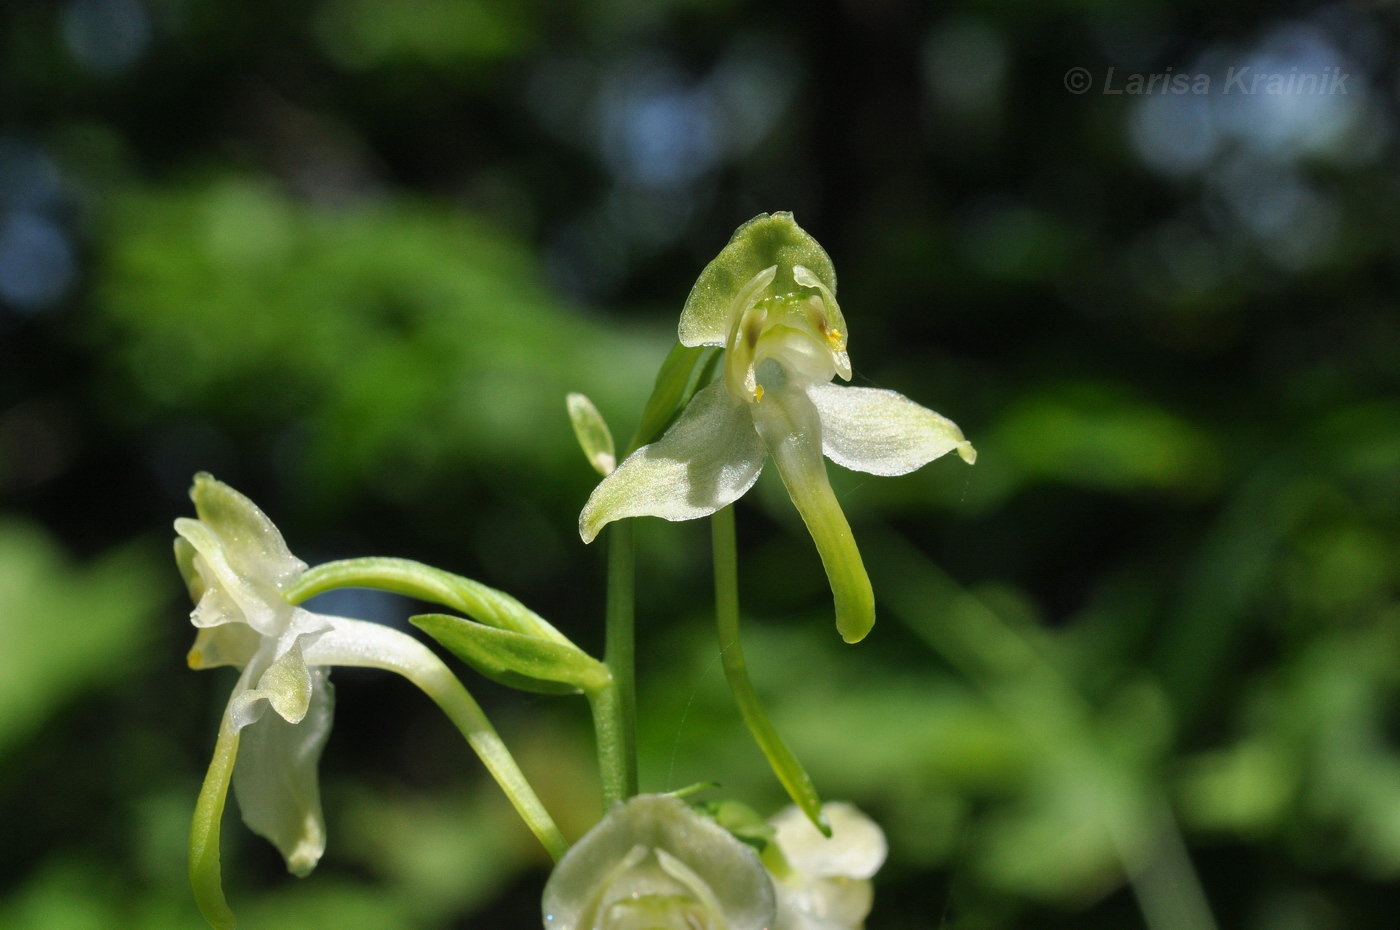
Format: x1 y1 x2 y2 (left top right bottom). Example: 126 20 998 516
602 519 638 804
712 505 828 834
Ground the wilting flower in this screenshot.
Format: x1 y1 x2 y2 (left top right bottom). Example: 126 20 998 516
767 802 888 930
580 212 974 643
542 794 776 930
177 473 512 929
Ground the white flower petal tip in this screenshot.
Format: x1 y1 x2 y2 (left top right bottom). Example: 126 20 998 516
768 803 887 930
542 794 776 930
176 473 306 637
807 383 975 478
771 802 888 881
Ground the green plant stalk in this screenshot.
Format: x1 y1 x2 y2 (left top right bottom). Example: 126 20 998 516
282 573 568 861
189 713 239 930
711 505 828 834
602 519 638 803
588 678 628 809
404 653 570 861
1118 797 1218 930
288 557 569 644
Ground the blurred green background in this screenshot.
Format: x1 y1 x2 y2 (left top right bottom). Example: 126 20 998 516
3 0 1400 927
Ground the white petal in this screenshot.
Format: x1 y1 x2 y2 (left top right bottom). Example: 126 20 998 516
187 622 261 670
174 474 308 636
808 383 976 477
227 609 331 729
232 667 333 877
578 380 767 543
190 472 307 589
174 536 203 601
771 802 888 881
543 795 775 930
774 875 874 930
176 519 295 637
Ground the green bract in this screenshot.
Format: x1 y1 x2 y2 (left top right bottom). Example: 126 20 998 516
567 392 617 477
579 213 975 642
766 802 888 930
542 794 776 930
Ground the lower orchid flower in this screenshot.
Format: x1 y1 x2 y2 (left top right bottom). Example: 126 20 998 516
579 212 974 643
765 802 888 930
177 473 563 929
542 794 776 930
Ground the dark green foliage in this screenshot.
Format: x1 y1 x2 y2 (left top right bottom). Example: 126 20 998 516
3 0 1400 927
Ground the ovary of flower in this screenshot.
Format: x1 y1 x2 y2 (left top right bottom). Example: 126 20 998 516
542 794 776 930
767 802 888 930
579 212 975 643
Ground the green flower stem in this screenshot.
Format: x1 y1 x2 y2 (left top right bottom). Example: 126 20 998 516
711 505 828 834
407 652 571 861
307 617 569 861
190 710 240 930
1120 797 1218 930
602 520 638 804
587 678 628 809
288 557 570 644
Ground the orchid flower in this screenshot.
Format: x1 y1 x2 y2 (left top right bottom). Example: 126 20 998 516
542 794 776 930
579 212 975 642
176 473 564 929
766 802 888 930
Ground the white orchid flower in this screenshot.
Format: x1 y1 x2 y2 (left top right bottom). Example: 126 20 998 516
767 802 888 930
177 473 562 929
542 794 776 930
579 212 974 643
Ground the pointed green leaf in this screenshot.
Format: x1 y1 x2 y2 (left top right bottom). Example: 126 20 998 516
566 392 616 476
412 613 610 695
